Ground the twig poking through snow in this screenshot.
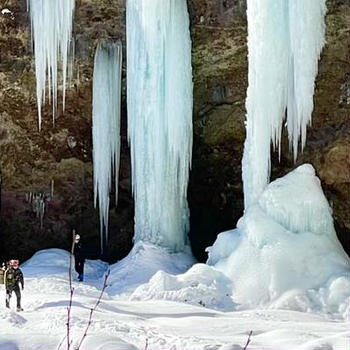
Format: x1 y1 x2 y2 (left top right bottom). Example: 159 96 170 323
67 230 76 350
75 269 110 350
243 330 253 350
57 230 76 350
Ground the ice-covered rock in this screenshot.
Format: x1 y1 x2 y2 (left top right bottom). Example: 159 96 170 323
208 165 350 316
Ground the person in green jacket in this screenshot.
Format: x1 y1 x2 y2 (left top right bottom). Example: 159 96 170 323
5 259 24 312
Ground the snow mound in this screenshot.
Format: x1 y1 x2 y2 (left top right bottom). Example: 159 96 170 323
258 164 334 236
208 164 350 316
79 334 137 350
129 263 235 311
272 275 350 320
21 248 108 280
107 242 195 295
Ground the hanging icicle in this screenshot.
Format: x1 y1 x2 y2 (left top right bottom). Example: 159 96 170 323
242 0 326 209
27 0 75 129
287 0 327 161
92 40 122 254
127 0 193 252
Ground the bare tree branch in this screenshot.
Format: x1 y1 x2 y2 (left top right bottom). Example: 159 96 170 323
243 330 253 350
66 229 76 350
75 269 110 350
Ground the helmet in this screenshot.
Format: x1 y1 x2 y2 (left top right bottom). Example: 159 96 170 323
75 234 80 242
9 259 19 268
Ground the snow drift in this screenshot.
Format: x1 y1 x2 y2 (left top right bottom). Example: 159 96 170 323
107 242 195 296
207 164 350 317
129 263 235 311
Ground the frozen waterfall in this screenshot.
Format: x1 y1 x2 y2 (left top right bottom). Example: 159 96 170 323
27 0 75 129
207 165 350 315
242 0 326 208
126 0 193 251
92 40 122 253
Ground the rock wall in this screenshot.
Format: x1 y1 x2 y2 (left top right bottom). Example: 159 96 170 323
0 0 349 263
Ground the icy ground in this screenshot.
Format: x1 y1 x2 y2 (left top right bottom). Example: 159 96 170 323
0 248 349 350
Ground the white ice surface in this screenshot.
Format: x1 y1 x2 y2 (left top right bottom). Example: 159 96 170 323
242 0 326 208
129 263 235 311
107 242 195 295
208 165 350 317
1 9 12 15
92 40 122 251
126 0 193 251
0 248 349 350
27 0 75 128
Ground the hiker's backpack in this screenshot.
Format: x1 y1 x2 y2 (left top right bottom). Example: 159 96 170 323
5 269 16 287
0 269 4 284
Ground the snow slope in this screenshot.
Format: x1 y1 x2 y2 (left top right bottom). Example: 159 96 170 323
0 248 349 350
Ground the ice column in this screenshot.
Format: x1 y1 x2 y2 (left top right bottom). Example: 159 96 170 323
127 0 193 252
27 0 75 129
92 40 122 252
242 0 326 208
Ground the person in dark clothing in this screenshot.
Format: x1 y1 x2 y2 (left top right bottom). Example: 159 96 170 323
5 259 24 312
73 234 85 282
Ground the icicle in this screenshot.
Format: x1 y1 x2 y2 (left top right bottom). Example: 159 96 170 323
287 0 327 160
126 0 193 252
242 0 290 208
92 40 122 254
26 191 46 228
27 0 75 129
242 0 326 209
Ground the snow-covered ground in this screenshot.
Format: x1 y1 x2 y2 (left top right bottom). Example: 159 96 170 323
0 248 349 350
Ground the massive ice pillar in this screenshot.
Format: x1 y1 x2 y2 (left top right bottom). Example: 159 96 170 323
242 0 326 208
207 165 350 314
126 0 193 252
27 0 75 129
92 40 122 253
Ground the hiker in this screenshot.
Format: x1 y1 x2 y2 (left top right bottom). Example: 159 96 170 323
4 259 24 312
0 262 6 285
73 234 85 282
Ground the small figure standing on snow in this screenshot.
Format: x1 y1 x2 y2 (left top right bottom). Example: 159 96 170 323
73 233 85 282
4 259 24 312
0 262 6 285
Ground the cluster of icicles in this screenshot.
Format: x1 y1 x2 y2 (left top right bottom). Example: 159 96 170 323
242 0 327 208
28 0 326 253
27 0 75 130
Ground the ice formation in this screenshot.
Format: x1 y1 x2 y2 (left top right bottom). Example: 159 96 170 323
107 242 195 295
27 0 75 129
126 0 193 251
92 40 122 252
207 165 350 317
129 263 235 311
242 0 327 208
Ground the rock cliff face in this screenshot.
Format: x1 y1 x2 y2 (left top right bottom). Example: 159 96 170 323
0 0 349 262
